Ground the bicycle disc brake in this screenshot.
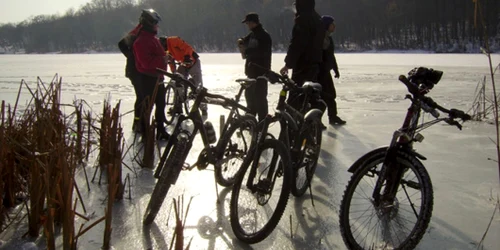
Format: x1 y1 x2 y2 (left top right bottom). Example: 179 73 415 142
196 148 210 170
254 178 272 205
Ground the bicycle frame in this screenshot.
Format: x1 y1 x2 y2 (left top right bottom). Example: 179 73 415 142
154 87 213 178
155 80 253 178
213 83 251 158
372 94 449 206
244 82 321 192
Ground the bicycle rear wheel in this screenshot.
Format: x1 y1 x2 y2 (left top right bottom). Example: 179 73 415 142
230 139 292 244
143 135 189 225
339 150 433 250
215 116 256 187
291 120 322 197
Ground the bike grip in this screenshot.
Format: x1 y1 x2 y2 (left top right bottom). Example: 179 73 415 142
398 75 419 95
449 108 471 121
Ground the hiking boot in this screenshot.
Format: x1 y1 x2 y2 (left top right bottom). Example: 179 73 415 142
329 116 346 125
320 123 327 130
156 129 171 141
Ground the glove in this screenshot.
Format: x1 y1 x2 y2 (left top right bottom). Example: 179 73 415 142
280 65 290 76
183 55 193 67
449 109 471 121
165 54 174 64
334 72 340 79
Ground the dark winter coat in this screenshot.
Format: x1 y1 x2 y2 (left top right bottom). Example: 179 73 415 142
322 36 339 75
118 25 142 78
284 0 325 71
242 24 272 78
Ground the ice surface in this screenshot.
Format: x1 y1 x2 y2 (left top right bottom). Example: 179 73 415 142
0 53 499 250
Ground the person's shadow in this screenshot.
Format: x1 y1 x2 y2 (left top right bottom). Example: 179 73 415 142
142 221 169 250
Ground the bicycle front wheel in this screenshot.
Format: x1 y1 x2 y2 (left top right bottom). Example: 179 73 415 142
143 135 189 225
230 139 292 244
215 116 256 187
292 120 322 197
339 150 433 250
164 84 178 125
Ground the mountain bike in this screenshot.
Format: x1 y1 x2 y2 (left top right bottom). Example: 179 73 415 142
163 62 197 125
339 67 471 250
163 78 190 125
143 68 258 225
230 66 325 244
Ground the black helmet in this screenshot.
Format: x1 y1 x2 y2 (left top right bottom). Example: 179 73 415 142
140 9 162 27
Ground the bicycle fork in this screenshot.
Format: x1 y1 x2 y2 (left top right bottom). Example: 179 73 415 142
245 115 279 195
372 132 407 208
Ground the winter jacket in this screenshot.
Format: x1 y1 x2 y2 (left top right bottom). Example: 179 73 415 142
118 24 142 78
241 24 272 78
322 36 339 75
133 30 166 78
284 0 324 71
162 36 199 72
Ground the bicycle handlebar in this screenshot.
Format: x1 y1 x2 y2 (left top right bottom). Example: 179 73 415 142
156 68 196 90
399 75 471 122
204 92 250 112
156 68 250 112
248 63 300 91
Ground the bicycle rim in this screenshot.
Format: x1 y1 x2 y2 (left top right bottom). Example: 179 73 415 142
215 119 254 187
340 151 433 250
164 84 176 125
230 139 291 244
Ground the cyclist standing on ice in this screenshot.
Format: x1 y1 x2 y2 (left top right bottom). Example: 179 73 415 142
133 9 170 140
318 15 346 126
237 12 272 122
118 23 143 132
159 36 208 116
280 0 325 110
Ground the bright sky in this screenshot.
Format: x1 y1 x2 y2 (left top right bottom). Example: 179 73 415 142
0 0 91 24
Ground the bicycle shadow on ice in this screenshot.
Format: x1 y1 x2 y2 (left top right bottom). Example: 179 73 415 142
192 187 255 250
288 193 345 250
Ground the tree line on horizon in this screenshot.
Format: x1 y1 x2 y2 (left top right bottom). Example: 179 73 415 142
0 0 498 54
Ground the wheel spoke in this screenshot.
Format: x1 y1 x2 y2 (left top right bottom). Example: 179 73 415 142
341 154 432 250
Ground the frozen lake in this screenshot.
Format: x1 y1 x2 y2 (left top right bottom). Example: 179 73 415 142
0 53 499 249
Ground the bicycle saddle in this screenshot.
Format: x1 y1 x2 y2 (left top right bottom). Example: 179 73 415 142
302 82 322 92
235 78 257 88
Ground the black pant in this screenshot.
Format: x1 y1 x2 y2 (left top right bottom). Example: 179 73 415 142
128 71 141 120
287 65 320 111
245 78 268 121
318 69 337 119
137 74 167 132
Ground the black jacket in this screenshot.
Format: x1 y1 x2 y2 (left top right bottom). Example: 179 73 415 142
242 24 272 78
322 36 339 75
284 0 324 71
118 33 139 78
